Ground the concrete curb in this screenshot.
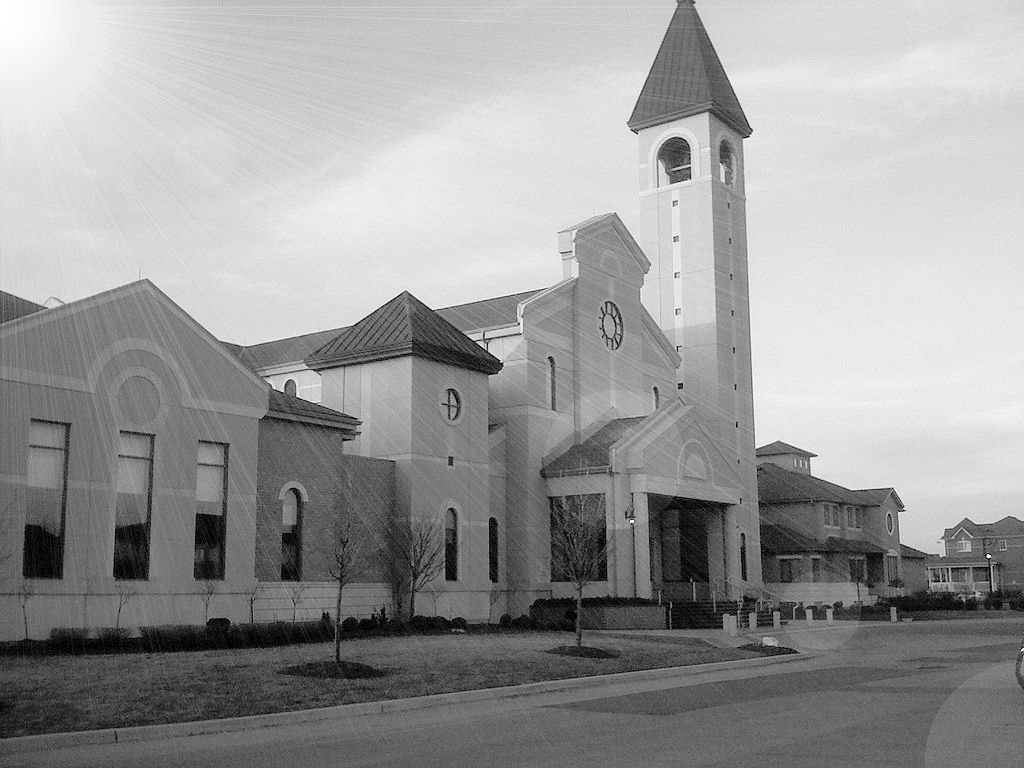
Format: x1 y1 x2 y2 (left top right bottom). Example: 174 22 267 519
0 650 808 755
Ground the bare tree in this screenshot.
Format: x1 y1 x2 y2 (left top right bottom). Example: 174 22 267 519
17 581 34 641
550 494 608 647
248 581 260 624
390 514 444 619
288 582 305 623
195 580 217 624
322 513 363 664
115 585 137 631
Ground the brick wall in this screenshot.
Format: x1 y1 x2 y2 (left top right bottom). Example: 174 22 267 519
255 417 396 586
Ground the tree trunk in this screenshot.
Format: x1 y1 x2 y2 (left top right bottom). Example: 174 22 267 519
334 580 343 664
409 578 416 619
575 587 583 647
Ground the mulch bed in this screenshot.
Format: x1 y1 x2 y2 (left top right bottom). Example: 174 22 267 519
545 645 621 659
736 643 798 656
279 660 386 679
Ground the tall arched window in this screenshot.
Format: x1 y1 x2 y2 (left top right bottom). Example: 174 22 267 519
547 356 557 411
488 517 499 583
658 138 692 186
652 386 660 411
740 532 748 582
281 489 301 580
719 140 735 186
283 379 297 397
445 508 458 581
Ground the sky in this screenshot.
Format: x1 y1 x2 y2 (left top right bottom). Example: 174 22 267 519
1 0 1022 555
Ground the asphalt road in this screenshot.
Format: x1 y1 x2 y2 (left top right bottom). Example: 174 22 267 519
5 618 1023 768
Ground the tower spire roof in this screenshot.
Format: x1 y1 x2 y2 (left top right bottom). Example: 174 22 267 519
628 0 752 137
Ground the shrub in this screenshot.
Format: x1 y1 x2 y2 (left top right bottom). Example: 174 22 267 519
387 619 408 634
510 614 535 630
410 615 433 631
140 624 204 652
49 627 89 651
358 617 378 631
450 617 468 631
498 613 512 628
341 616 360 632
429 616 451 631
97 627 131 646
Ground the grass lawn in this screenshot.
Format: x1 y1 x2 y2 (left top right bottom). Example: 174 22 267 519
0 631 765 738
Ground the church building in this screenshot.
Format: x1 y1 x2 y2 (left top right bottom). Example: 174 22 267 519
0 1 763 639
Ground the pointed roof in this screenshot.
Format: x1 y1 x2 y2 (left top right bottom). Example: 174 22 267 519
0 289 45 324
757 462 868 506
756 441 817 458
541 416 648 477
305 291 503 375
266 388 361 435
628 0 752 137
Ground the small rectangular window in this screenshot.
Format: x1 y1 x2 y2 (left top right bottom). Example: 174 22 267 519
956 539 971 553
672 235 680 243
674 308 681 316
811 558 822 582
194 441 227 580
673 271 681 278
779 559 794 583
114 432 154 580
999 540 1008 551
24 420 69 579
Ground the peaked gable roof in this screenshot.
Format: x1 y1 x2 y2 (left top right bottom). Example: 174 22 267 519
757 462 867 506
305 291 503 375
628 0 752 137
0 289 45 324
941 516 1024 540
541 416 648 477
756 440 817 458
558 212 651 275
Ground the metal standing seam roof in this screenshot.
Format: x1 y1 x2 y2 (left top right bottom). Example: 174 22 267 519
627 0 752 137
0 290 45 324
228 288 542 373
304 291 503 375
541 417 648 477
265 388 360 433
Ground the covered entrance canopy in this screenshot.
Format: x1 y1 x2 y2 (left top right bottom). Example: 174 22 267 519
542 400 758 601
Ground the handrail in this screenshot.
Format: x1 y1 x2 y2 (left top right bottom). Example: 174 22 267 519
717 575 788 612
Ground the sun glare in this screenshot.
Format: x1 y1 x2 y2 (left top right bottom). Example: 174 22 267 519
0 0 96 100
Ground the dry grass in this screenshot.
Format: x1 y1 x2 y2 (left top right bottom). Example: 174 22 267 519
0 631 761 738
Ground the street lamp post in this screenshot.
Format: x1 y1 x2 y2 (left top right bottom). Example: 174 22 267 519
625 496 637 597
985 552 994 595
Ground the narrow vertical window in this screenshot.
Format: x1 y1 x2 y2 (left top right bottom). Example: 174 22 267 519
24 420 69 579
283 379 297 397
658 138 692 185
719 140 735 186
652 386 660 411
547 356 557 411
445 508 458 581
740 532 748 581
194 442 227 580
281 489 302 581
114 432 153 580
488 517 499 583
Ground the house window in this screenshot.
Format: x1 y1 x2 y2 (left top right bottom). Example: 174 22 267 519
547 356 556 411
848 557 867 582
658 137 692 185
24 420 69 579
719 140 735 186
194 441 227 580
956 539 972 553
445 507 458 581
886 511 895 535
779 558 795 583
549 494 607 582
811 558 822 582
740 532 748 581
488 517 499 583
846 506 862 529
824 503 840 528
281 488 301 581
999 539 1008 551
114 432 154 580
283 379 297 397
442 389 462 422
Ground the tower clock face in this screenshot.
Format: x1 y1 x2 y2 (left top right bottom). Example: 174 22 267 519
598 300 623 350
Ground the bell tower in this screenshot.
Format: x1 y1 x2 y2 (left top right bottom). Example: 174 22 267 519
630 0 760 585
